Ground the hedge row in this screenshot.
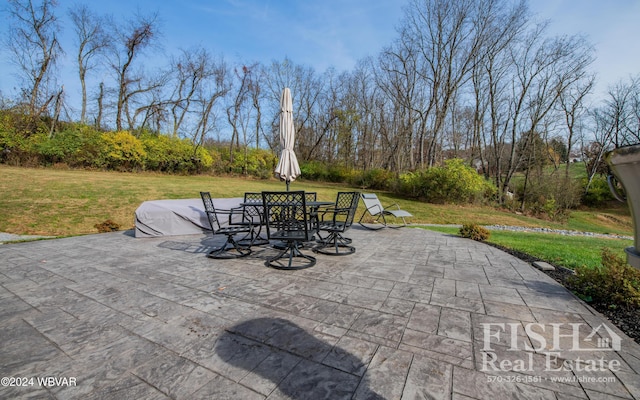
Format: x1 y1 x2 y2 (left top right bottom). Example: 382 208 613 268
0 126 277 175
300 158 496 205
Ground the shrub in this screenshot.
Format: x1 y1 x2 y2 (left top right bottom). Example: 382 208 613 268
569 248 640 308
37 125 103 167
459 224 491 241
38 134 71 164
140 133 173 171
396 159 495 204
298 161 350 183
0 109 49 138
209 145 276 177
70 128 105 168
0 128 26 157
395 171 419 197
94 219 121 233
326 164 351 183
0 128 46 166
140 133 214 173
582 175 615 207
515 174 581 221
351 168 393 190
300 160 329 181
229 148 277 177
194 146 215 172
99 130 146 171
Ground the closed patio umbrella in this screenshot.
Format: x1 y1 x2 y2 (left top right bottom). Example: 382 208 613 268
274 87 300 190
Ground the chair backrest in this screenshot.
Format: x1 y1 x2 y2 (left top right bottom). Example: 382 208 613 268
335 191 360 228
345 191 361 228
305 192 317 203
360 193 383 216
261 191 310 242
200 191 221 231
243 192 263 223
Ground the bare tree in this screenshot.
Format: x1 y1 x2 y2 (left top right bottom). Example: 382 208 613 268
629 77 640 145
69 5 110 124
348 58 380 171
493 24 594 202
582 109 614 191
308 68 345 165
262 58 323 160
191 58 231 148
164 47 231 148
558 74 595 177
583 77 640 190
169 48 207 137
111 12 159 131
615 76 640 146
377 36 421 171
470 0 528 182
136 77 170 132
226 64 253 167
6 0 63 129
95 81 105 129
229 63 263 173
402 0 498 167
249 67 264 149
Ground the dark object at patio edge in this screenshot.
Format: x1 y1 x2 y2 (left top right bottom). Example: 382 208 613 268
487 242 640 346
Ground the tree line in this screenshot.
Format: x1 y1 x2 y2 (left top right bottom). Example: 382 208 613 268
2 0 639 207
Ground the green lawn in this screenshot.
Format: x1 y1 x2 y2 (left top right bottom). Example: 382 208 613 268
420 225 633 270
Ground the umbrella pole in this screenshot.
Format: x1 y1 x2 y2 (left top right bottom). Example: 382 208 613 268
286 180 290 191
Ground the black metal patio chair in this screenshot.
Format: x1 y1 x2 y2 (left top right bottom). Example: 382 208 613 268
234 192 269 246
304 191 321 234
200 191 253 259
305 192 317 203
261 191 316 270
314 191 360 255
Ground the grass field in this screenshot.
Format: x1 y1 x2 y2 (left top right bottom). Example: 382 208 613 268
0 165 634 269
421 225 633 270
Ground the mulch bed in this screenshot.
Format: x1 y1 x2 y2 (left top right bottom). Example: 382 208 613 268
487 243 640 345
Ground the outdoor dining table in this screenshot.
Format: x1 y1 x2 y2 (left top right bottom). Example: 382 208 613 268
242 200 334 209
240 200 334 208
304 200 335 235
239 199 334 232
239 197 334 246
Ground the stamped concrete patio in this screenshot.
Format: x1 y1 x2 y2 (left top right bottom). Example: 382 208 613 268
1 227 639 399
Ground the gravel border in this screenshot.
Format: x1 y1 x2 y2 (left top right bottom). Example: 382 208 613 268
0 232 55 244
418 224 633 240
3 224 630 244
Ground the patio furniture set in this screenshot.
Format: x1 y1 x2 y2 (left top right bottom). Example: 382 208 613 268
199 191 412 270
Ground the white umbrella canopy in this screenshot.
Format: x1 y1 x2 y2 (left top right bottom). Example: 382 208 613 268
274 87 301 190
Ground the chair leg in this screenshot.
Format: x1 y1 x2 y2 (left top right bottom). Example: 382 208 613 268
207 235 252 259
315 231 352 244
383 212 407 229
358 211 386 230
314 229 329 243
238 224 269 246
266 241 316 269
313 232 355 256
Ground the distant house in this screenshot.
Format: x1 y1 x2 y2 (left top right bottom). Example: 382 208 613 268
569 152 583 163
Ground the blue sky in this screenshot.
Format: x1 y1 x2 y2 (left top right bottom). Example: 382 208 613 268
92 0 405 73
1 0 638 103
529 0 640 96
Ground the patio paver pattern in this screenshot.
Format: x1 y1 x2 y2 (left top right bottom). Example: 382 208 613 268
1 227 639 399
